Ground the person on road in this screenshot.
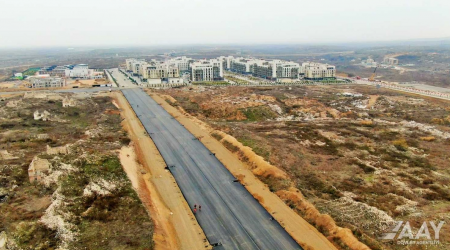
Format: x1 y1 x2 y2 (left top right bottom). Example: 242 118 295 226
193 208 197 214
199 205 201 211
194 204 197 209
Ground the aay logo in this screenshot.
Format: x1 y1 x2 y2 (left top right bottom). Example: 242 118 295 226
379 221 444 245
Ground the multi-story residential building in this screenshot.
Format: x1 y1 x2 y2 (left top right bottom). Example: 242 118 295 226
167 56 194 73
273 60 300 80
139 62 154 80
251 60 273 79
124 56 335 83
301 62 336 80
141 62 183 84
230 57 258 74
217 56 234 70
191 59 223 82
228 57 300 80
209 58 224 80
125 58 135 71
383 57 399 65
125 59 147 75
251 59 300 80
30 77 65 88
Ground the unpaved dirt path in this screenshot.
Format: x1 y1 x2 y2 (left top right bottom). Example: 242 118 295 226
150 92 337 250
114 92 210 250
367 95 379 108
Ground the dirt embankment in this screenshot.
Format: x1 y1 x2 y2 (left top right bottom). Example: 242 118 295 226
151 92 359 250
113 93 210 250
210 131 369 250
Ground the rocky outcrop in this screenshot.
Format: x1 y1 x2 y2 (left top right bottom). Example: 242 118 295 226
28 156 51 183
33 110 51 121
62 97 77 107
46 145 69 155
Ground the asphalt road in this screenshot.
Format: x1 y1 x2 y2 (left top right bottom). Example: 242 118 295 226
108 68 140 88
122 88 302 250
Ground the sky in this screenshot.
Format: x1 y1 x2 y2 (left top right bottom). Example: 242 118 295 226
0 0 449 48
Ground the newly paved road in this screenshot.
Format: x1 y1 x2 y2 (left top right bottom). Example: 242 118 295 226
122 88 302 250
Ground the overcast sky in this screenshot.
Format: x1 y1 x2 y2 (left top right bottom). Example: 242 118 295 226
0 0 449 48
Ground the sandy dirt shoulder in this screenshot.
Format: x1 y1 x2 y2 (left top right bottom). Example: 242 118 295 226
150 92 338 250
114 92 210 250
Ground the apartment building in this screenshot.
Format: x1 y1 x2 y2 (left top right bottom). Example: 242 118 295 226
167 56 194 73
252 60 300 80
228 57 300 80
191 59 223 82
230 57 258 74
274 61 300 79
127 59 183 84
125 56 335 83
218 56 234 70
384 57 399 65
301 62 336 80
125 59 147 75
30 77 65 88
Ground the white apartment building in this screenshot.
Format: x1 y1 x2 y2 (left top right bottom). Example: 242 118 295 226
167 56 194 73
269 60 300 80
191 59 223 82
30 77 65 88
217 56 234 70
384 57 399 65
125 59 183 85
228 57 300 80
230 57 259 74
301 62 336 80
125 59 147 75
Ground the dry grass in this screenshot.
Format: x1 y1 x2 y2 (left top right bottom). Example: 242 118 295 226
160 85 450 250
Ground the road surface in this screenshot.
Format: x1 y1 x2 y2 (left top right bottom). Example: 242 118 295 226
108 68 139 88
122 88 302 250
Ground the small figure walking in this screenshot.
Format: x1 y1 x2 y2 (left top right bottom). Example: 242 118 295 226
193 208 197 214
199 205 202 211
194 204 197 209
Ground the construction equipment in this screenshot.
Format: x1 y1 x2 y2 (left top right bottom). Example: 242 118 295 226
369 66 378 81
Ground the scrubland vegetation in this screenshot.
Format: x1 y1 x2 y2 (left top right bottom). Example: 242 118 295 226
161 84 450 250
0 93 153 249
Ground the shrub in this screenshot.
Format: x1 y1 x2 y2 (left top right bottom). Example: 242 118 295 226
392 138 408 151
222 140 239 153
241 106 277 122
420 136 436 142
211 132 223 141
